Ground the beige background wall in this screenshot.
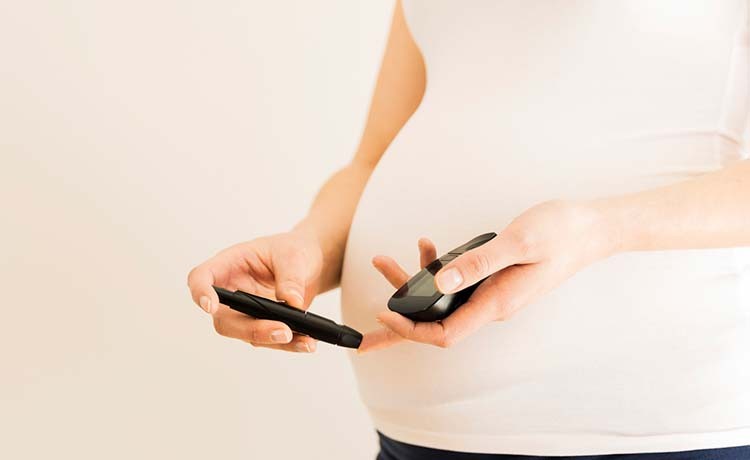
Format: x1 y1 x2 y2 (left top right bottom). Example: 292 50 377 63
1 1 393 458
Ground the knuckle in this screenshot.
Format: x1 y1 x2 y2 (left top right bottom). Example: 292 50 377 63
212 316 225 336
510 230 535 260
279 279 303 292
186 266 198 287
436 333 456 349
436 338 452 349
463 252 491 278
250 327 262 343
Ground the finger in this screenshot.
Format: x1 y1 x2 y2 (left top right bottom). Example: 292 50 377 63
470 263 549 321
356 326 405 354
434 233 527 294
187 263 220 314
418 237 437 268
229 277 318 348
376 311 443 346
372 255 410 288
253 334 318 353
271 247 307 308
212 305 295 345
376 296 496 348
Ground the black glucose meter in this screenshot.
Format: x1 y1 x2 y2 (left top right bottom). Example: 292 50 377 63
388 232 497 321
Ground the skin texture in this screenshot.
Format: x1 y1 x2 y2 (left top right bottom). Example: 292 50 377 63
363 167 750 352
187 1 425 352
189 1 750 353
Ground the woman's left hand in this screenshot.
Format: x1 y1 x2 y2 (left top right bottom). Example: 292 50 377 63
358 199 622 353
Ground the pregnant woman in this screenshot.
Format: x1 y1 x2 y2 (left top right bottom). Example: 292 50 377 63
187 1 750 458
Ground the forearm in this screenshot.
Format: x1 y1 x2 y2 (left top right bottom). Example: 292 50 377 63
293 0 424 292
293 161 374 291
593 159 750 254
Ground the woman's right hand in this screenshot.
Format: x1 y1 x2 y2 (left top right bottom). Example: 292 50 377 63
187 230 324 353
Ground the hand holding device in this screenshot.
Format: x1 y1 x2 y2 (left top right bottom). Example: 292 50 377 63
361 233 496 353
187 230 325 353
214 286 362 348
363 200 618 352
388 233 497 321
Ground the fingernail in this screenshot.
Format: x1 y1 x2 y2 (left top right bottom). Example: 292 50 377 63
436 268 462 292
271 329 292 343
295 342 311 353
199 296 212 313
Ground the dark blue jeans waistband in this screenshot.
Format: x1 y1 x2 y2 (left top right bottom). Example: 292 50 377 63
376 431 750 460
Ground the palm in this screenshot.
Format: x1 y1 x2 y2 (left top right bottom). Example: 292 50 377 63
187 231 324 353
358 237 438 352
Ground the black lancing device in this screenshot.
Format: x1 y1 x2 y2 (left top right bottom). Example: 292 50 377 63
213 286 362 349
388 232 497 321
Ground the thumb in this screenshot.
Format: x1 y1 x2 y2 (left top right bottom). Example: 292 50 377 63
272 249 308 308
187 264 220 314
434 234 524 294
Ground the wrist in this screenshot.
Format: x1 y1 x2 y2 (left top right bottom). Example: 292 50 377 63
290 218 328 264
582 196 630 258
291 216 345 290
290 217 320 243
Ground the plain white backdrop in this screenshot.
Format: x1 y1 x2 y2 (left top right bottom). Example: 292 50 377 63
1 1 394 458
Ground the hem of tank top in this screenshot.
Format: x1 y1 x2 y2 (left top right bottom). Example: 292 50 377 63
373 421 750 456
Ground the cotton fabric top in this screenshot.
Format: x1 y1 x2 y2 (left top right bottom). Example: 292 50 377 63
340 0 750 455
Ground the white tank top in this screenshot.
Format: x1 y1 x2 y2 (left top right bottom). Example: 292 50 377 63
340 1 750 455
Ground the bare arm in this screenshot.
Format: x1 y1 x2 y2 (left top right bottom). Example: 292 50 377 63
187 1 425 352
364 158 750 351
295 0 426 292
598 159 750 252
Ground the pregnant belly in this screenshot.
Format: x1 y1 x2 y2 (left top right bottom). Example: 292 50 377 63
339 105 750 436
